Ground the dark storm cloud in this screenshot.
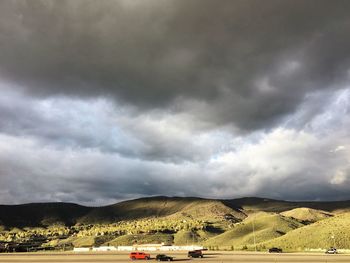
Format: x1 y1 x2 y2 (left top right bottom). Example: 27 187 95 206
1 0 350 130
1 0 350 205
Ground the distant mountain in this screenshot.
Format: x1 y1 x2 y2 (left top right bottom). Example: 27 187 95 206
0 196 350 227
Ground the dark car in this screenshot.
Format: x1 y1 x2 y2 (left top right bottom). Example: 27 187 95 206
325 247 337 254
268 247 283 253
155 254 174 261
188 250 203 258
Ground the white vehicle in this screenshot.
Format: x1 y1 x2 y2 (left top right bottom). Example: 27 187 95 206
325 247 337 254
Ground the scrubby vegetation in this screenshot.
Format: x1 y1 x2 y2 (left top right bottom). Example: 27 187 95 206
0 218 213 249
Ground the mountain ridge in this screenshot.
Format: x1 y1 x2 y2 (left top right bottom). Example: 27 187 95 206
1 196 350 227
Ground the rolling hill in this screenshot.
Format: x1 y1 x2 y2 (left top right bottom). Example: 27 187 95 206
263 212 350 250
204 212 303 248
281 207 333 223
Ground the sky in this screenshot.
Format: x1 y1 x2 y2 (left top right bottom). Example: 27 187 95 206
0 0 350 205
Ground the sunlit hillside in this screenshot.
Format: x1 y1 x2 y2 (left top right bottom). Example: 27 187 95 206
204 212 303 249
281 207 333 223
264 212 350 251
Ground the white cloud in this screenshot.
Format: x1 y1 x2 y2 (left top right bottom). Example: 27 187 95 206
333 146 346 153
330 170 347 185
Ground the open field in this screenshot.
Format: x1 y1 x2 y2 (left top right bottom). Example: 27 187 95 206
0 251 349 263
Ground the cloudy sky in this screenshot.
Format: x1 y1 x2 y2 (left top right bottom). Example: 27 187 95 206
0 0 350 205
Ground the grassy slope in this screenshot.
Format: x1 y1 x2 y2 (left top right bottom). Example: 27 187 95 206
79 197 195 223
223 198 298 213
281 207 333 223
204 212 303 248
79 197 245 225
223 197 350 213
46 235 115 248
105 233 173 246
173 230 216 245
104 229 217 246
165 199 245 221
0 197 243 227
173 231 195 245
263 212 350 250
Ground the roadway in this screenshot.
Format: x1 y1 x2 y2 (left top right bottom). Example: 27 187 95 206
0 251 348 263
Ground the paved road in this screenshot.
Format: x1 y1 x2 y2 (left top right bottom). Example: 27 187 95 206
0 251 349 263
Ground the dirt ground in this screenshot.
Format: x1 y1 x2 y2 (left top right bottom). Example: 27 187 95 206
0 251 349 263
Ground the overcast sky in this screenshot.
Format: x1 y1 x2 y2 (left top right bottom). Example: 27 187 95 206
0 0 350 205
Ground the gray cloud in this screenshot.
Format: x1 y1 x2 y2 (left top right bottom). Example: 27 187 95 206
0 88 227 163
1 0 350 131
0 88 349 205
1 114 350 205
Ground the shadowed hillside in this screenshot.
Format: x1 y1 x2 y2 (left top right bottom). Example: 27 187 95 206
77 196 246 225
0 203 90 227
0 196 243 227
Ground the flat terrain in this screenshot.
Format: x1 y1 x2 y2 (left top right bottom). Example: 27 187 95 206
0 251 349 263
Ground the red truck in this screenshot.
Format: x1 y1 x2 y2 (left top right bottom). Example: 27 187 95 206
129 252 151 260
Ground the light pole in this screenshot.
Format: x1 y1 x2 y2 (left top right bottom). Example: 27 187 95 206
252 216 257 252
331 233 336 248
